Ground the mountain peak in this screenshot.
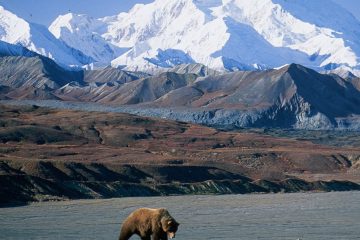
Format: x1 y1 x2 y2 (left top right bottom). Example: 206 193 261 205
49 11 125 64
0 5 93 67
285 63 321 77
285 63 306 71
50 13 95 38
0 5 30 43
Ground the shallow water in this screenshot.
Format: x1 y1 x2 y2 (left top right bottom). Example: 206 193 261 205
1 192 360 240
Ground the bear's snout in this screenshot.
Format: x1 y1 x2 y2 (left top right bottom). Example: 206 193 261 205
168 232 176 239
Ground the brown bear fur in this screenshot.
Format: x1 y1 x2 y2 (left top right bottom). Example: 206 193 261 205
119 208 179 240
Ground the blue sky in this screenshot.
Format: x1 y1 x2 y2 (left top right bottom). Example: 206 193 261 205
0 0 153 26
1 0 360 26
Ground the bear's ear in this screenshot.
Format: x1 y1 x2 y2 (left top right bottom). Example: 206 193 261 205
169 220 179 226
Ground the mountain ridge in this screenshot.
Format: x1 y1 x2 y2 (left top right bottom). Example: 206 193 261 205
1 51 360 130
46 0 360 74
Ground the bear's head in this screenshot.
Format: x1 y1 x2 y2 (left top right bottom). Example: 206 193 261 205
161 217 179 239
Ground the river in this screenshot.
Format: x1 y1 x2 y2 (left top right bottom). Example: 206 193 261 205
1 192 360 240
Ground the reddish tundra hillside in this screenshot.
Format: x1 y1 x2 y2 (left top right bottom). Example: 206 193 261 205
0 104 360 206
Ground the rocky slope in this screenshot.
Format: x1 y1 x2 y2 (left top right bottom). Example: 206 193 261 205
0 40 37 57
2 161 359 207
2 53 360 130
0 104 359 206
83 66 149 84
0 55 147 100
0 56 83 89
165 63 221 77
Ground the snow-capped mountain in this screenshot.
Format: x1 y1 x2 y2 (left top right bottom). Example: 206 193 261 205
0 6 92 67
49 13 126 66
1 1 360 74
48 0 360 74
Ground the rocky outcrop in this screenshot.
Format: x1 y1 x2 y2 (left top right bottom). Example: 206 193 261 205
166 63 221 77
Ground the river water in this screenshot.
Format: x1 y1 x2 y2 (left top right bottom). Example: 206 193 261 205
1 192 360 240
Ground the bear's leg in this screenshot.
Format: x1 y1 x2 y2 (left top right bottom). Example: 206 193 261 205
118 228 133 240
152 233 167 240
151 233 160 240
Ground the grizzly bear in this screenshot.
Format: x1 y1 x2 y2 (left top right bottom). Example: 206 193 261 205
119 208 179 240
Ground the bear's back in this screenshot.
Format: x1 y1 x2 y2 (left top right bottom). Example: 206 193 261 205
131 208 168 217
